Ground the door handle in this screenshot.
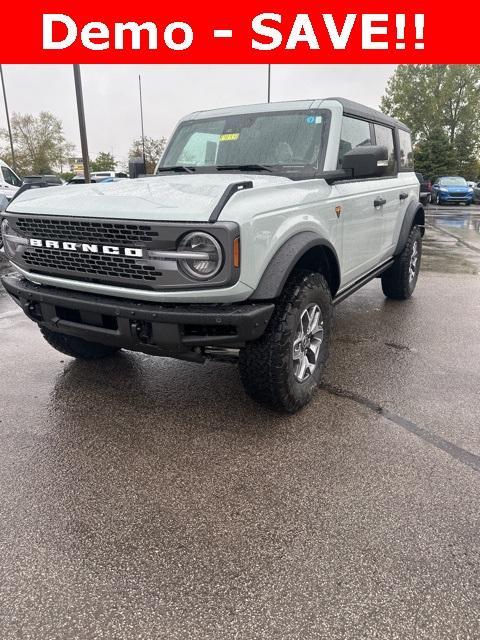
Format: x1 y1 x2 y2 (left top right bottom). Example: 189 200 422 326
399 192 409 200
374 197 387 207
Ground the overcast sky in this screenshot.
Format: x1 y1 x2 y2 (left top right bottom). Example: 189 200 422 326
1 64 396 164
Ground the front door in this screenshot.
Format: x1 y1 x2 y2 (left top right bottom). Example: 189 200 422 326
332 180 384 286
332 115 384 286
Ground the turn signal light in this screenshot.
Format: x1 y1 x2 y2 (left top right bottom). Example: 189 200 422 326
233 237 240 268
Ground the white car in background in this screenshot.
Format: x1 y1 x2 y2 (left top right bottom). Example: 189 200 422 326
0 159 22 201
0 159 22 250
90 171 129 180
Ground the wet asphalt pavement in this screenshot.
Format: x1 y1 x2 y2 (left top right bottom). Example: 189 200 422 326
1 205 479 639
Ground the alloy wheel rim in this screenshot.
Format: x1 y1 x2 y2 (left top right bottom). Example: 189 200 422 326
409 240 419 283
293 303 324 383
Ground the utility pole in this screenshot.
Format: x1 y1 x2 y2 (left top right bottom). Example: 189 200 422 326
0 65 16 172
267 65 271 103
73 65 90 183
139 75 146 166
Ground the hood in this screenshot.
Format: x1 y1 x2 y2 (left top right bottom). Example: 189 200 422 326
7 174 292 222
444 185 469 192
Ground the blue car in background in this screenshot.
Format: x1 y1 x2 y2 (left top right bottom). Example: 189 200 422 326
430 176 474 206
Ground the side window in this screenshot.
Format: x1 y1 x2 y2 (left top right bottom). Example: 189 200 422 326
374 124 396 176
2 166 22 187
337 116 372 168
398 129 414 169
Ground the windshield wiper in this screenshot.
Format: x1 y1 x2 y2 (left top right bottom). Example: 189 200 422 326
156 166 196 174
215 164 273 173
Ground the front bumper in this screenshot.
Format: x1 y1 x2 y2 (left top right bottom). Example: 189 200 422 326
2 273 274 361
437 193 473 203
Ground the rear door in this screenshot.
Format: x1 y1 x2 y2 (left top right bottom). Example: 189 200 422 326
372 123 405 256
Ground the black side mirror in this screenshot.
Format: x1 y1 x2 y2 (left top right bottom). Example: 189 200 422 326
129 157 147 178
342 145 389 179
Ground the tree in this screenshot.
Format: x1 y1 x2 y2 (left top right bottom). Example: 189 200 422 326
0 111 74 176
129 136 167 174
414 128 456 181
91 151 116 172
381 65 480 178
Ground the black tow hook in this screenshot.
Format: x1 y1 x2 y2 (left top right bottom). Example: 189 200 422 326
26 301 43 321
130 319 152 343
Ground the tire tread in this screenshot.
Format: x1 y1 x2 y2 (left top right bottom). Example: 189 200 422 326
239 270 332 413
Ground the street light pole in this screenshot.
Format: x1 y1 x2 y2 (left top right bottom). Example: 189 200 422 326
267 65 271 103
139 74 146 167
73 64 90 183
0 65 16 172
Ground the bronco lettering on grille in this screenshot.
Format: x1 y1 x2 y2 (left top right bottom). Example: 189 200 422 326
28 238 144 257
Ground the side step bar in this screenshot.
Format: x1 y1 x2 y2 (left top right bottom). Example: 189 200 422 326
333 259 394 305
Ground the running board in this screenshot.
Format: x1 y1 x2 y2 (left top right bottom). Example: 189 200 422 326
333 259 394 305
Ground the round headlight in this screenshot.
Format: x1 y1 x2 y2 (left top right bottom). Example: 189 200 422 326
178 232 223 280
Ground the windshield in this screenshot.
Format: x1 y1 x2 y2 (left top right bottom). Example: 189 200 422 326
159 110 329 177
439 177 467 186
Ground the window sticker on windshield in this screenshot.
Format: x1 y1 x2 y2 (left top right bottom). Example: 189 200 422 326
306 115 323 125
220 133 240 141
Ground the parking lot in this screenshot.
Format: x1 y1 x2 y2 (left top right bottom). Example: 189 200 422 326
1 204 479 639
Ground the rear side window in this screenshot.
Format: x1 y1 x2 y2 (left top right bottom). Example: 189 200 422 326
337 116 372 168
374 124 396 176
398 129 414 169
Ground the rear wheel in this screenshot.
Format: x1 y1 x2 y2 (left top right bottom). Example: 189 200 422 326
381 226 422 300
40 327 120 359
239 270 333 413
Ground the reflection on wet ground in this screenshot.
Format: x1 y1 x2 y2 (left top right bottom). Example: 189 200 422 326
423 203 480 275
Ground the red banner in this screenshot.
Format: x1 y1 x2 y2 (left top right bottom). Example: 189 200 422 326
0 0 476 63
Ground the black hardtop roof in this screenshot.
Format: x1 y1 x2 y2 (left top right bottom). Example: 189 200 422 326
328 97 411 132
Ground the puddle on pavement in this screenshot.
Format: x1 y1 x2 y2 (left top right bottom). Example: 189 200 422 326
423 205 480 275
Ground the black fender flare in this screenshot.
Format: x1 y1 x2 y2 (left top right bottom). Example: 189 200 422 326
249 231 341 300
395 200 425 256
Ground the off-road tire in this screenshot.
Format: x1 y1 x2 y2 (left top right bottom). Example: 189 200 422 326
40 327 120 359
381 225 422 300
239 270 333 413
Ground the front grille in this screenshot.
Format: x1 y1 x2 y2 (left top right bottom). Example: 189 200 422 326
6 213 238 291
15 217 159 246
23 247 161 284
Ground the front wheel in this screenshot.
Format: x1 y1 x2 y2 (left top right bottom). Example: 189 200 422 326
381 226 422 300
239 271 333 413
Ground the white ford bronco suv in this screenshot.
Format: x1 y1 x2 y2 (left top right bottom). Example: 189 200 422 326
1 98 424 413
